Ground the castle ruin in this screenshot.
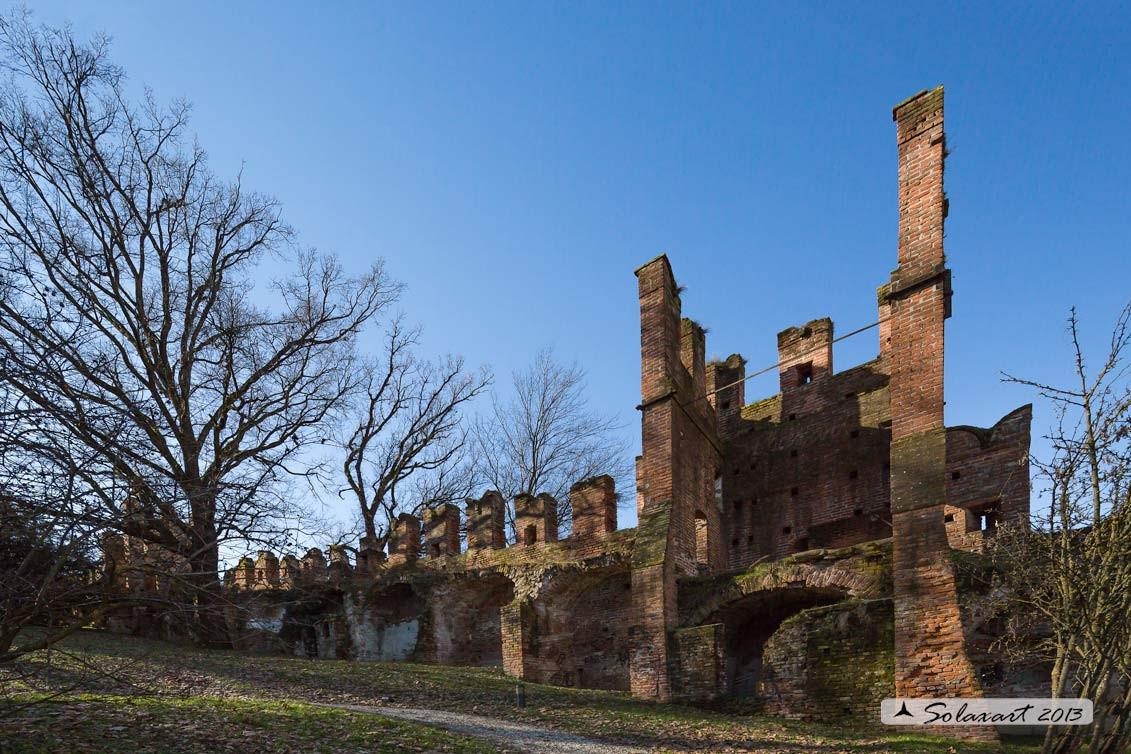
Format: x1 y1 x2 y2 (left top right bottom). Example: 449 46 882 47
104 87 1034 728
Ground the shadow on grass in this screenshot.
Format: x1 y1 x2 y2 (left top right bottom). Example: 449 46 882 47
6 629 1039 754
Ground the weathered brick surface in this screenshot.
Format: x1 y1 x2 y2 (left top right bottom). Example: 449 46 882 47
887 87 995 742
630 255 722 701
424 503 462 558
388 513 421 565
717 358 893 566
515 493 559 546
761 599 895 720
569 475 617 539
429 576 514 665
946 405 1033 542
777 318 833 392
465 491 506 551
671 623 726 702
253 550 280 589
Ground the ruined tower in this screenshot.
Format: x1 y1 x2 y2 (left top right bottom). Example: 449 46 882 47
885 87 995 740
630 255 722 700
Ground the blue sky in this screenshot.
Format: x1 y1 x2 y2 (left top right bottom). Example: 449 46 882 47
29 1 1131 527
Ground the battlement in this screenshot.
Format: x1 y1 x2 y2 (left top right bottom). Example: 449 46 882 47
207 477 629 593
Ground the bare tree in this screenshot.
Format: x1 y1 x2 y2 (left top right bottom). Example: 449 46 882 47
472 348 632 536
0 16 397 641
0 382 106 661
991 303 1131 754
341 319 490 549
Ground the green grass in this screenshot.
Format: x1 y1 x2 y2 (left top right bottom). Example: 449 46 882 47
0 693 495 754
0 630 1043 753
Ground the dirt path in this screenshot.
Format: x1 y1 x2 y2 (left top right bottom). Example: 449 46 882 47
326 703 649 754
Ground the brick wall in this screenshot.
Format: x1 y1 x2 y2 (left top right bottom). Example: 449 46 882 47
516 567 634 690
761 599 894 720
429 576 514 666
671 623 726 702
718 358 893 567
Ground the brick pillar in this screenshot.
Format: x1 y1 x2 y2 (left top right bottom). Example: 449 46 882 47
388 513 421 565
630 255 683 701
569 475 617 539
466 491 506 551
877 284 893 357
301 547 327 582
680 318 707 398
357 536 386 577
100 532 129 592
777 317 833 392
253 550 280 589
424 503 461 557
500 598 534 679
514 493 558 545
706 354 744 440
327 544 353 583
280 554 302 587
886 87 995 742
234 556 255 590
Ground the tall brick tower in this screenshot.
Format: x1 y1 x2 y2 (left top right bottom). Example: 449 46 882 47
630 255 721 700
886 87 995 741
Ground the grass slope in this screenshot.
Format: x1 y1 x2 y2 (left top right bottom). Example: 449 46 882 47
0 694 496 754
1 630 1040 753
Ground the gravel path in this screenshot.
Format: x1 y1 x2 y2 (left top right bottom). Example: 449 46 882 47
326 703 649 754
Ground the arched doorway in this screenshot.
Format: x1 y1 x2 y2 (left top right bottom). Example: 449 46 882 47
716 587 846 696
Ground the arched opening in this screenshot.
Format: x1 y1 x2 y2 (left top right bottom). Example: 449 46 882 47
523 524 537 546
429 542 441 558
714 587 847 698
694 510 709 573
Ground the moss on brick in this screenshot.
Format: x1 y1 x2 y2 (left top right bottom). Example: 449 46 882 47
631 500 672 568
763 598 895 721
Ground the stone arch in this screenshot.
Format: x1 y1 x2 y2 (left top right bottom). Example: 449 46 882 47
681 560 886 699
681 560 883 629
